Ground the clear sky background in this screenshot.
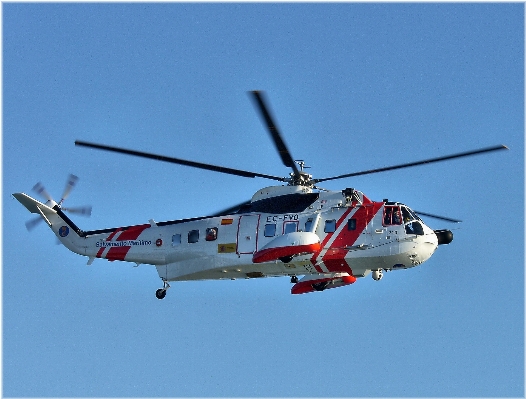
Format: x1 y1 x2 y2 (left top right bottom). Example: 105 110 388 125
3 3 524 397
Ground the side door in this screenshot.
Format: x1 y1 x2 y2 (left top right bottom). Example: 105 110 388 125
236 215 260 254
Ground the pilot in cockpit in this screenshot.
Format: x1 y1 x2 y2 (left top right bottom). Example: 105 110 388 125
393 209 401 225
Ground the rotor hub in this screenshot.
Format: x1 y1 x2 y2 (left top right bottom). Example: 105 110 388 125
289 171 313 186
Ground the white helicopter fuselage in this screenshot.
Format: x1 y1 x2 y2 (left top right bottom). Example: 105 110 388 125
13 92 506 297
14 185 444 295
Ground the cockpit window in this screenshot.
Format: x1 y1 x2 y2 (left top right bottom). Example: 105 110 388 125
406 221 424 235
383 206 402 226
408 207 422 222
402 207 413 223
401 206 422 223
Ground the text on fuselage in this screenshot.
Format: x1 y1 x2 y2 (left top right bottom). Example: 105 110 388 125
266 214 299 223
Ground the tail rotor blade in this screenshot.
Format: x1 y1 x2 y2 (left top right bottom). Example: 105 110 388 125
32 182 53 202
62 205 92 217
61 174 79 203
25 216 43 231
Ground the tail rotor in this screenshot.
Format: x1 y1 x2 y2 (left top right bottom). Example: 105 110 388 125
25 174 92 231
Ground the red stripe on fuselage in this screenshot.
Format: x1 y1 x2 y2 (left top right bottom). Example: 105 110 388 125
96 228 122 258
105 224 151 261
322 203 382 272
311 207 355 272
323 202 383 272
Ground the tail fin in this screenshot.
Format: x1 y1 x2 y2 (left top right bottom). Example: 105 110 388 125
13 192 48 214
13 193 85 237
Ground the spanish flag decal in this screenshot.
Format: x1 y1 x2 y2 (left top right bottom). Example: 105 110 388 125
221 218 234 225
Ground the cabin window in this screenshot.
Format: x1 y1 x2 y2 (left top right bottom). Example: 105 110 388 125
324 219 336 233
264 223 276 237
348 218 357 231
206 227 218 241
188 229 199 243
283 221 298 234
305 218 314 232
172 234 181 246
383 206 402 226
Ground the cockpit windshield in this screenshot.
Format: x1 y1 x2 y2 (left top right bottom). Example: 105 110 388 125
402 206 421 222
401 207 412 223
401 206 425 235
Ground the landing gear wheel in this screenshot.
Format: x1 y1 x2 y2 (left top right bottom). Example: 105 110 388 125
155 280 170 300
372 270 383 281
290 275 299 284
279 255 294 263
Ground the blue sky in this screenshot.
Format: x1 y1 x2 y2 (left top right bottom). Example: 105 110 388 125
3 3 524 397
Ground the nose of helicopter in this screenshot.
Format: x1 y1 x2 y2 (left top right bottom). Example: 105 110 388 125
434 229 454 245
410 225 453 267
410 224 439 266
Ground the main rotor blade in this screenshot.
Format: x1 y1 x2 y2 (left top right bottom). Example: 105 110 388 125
414 211 462 223
314 145 509 183
75 141 286 182
211 200 252 217
250 91 300 176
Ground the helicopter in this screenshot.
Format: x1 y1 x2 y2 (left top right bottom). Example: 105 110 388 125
13 91 508 299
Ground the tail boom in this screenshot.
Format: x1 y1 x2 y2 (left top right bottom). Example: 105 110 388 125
13 192 164 265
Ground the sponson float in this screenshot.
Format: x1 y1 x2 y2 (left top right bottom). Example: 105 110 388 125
13 91 508 299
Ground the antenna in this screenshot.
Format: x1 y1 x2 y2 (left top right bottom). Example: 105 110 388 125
295 160 311 172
